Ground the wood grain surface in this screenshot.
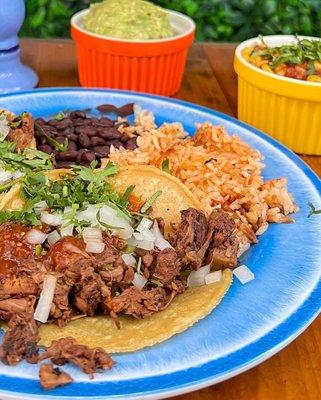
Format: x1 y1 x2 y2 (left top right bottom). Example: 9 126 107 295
20 38 321 400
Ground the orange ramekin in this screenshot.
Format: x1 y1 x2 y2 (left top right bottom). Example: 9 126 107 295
234 35 321 155
71 9 195 96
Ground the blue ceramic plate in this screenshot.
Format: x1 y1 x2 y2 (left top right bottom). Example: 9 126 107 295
0 88 320 400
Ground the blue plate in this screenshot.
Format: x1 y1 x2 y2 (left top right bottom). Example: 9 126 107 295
0 88 321 400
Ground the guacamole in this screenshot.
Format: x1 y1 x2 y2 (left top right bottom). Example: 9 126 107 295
83 0 174 40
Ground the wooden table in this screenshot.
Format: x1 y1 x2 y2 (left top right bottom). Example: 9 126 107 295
20 39 321 400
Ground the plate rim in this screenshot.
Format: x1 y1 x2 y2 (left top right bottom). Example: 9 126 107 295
0 87 320 400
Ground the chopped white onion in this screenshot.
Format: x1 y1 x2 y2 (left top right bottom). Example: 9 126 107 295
127 237 154 251
187 264 211 288
151 221 173 251
132 272 147 290
85 241 105 254
26 229 48 244
34 201 48 215
83 227 102 243
233 264 255 284
122 253 136 266
47 230 61 246
133 228 155 242
12 170 25 180
60 223 74 237
0 169 12 184
34 274 57 323
136 218 153 232
76 204 98 225
99 205 134 239
205 270 222 284
41 211 62 226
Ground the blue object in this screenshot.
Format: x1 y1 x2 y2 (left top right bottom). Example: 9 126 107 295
0 0 38 93
0 88 320 400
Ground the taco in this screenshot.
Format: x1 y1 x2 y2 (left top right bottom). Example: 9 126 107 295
0 162 235 385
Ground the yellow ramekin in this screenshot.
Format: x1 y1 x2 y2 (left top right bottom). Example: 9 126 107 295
234 35 321 155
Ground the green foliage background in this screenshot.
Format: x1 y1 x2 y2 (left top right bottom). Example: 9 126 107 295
21 0 321 42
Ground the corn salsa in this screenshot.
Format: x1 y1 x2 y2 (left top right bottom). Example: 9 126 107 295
243 36 321 83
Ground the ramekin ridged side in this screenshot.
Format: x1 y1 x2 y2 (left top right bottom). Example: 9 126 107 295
71 9 195 96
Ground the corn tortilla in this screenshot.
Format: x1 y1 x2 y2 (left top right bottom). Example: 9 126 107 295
39 269 232 352
108 165 204 233
0 166 233 353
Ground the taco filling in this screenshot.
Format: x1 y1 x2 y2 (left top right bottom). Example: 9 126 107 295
0 162 234 389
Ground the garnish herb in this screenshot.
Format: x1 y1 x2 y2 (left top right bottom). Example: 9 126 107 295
0 141 53 193
308 202 321 217
0 162 135 228
35 122 69 152
150 278 163 287
140 190 162 213
161 158 170 174
255 35 321 69
54 111 67 121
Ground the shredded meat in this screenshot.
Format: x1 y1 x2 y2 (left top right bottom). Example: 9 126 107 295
211 209 236 246
39 337 115 376
39 363 73 390
7 113 35 150
49 277 73 327
152 249 181 285
207 236 239 270
0 296 36 321
0 313 39 365
110 286 177 319
94 235 125 267
170 208 214 269
0 275 38 300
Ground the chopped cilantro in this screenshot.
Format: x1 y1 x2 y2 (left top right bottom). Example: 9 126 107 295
308 202 321 217
140 190 162 213
161 158 170 174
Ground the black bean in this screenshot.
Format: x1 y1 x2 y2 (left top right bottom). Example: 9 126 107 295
97 104 118 113
79 133 91 148
120 135 128 143
58 150 78 161
35 117 46 126
106 139 122 149
75 125 97 136
48 119 60 127
89 117 99 125
93 146 110 158
90 136 106 147
57 161 75 169
99 117 114 127
67 141 78 151
64 132 78 142
56 118 73 130
73 118 91 127
117 103 134 117
81 150 95 164
38 144 54 154
70 110 86 119
99 127 122 140
77 149 86 162
63 126 74 135
125 137 138 150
